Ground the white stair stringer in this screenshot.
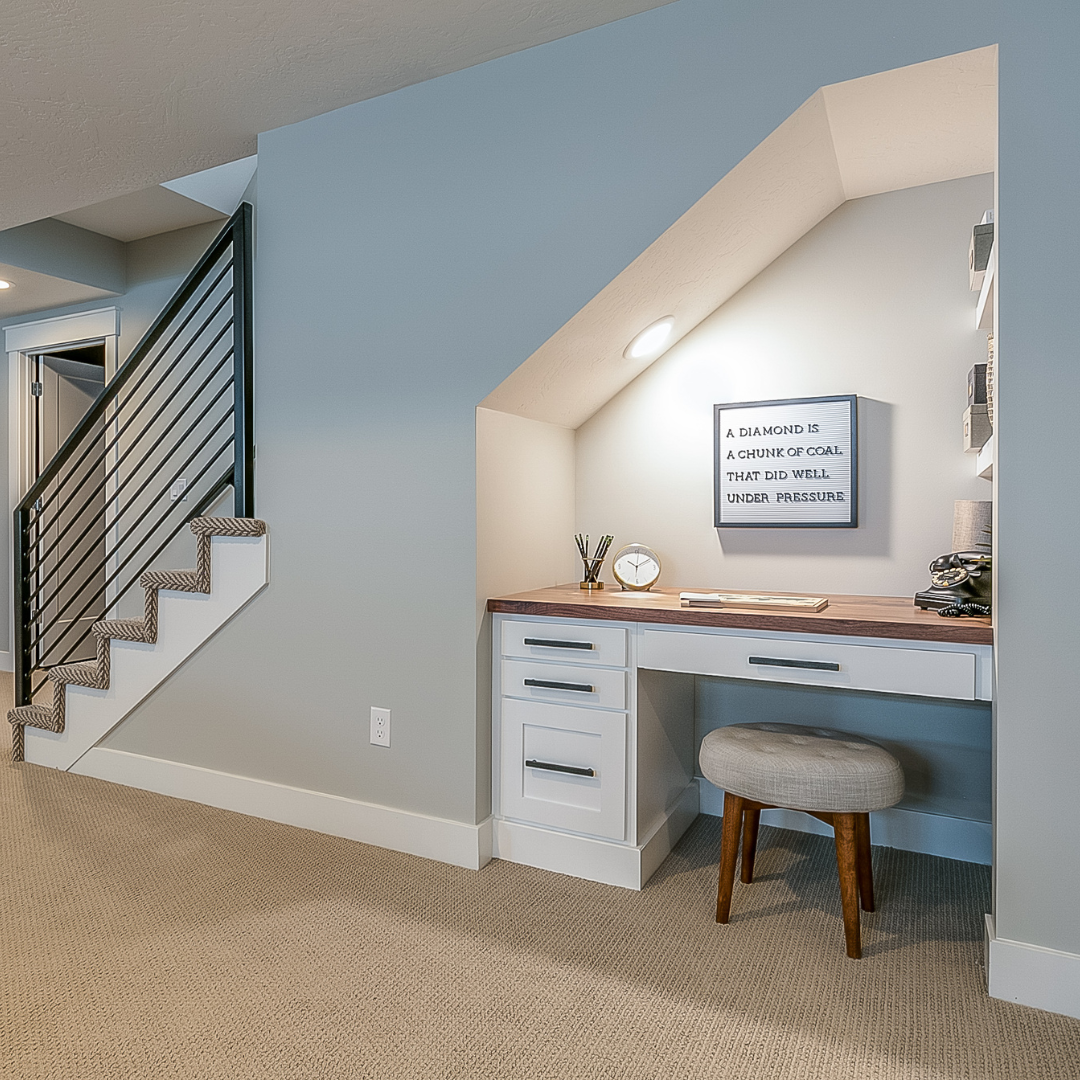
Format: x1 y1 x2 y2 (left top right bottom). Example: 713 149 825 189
15 523 268 772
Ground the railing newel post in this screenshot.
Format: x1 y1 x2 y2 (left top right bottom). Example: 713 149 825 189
232 203 255 518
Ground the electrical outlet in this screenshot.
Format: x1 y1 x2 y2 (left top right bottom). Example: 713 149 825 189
370 707 391 747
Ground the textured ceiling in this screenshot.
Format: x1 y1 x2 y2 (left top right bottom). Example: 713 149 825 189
0 0 670 231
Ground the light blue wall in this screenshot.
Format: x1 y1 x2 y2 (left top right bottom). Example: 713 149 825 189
105 0 1080 957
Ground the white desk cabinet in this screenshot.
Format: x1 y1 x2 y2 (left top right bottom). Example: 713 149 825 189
489 588 993 889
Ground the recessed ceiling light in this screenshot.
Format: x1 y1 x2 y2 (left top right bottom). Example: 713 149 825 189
0 280 11 290
623 316 675 361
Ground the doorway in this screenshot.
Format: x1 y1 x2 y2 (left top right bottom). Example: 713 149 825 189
29 343 107 666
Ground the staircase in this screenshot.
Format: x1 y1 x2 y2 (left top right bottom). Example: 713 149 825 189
8 205 263 768
9 517 267 767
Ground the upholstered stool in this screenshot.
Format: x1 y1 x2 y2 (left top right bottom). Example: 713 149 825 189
699 722 904 959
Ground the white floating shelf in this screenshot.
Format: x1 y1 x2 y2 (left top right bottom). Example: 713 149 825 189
976 243 995 330
977 432 994 480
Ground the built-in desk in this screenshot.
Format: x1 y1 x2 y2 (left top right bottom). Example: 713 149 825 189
488 586 992 889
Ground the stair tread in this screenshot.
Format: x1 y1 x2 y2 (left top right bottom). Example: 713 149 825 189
95 618 150 642
190 517 266 537
51 662 106 688
9 704 60 733
140 568 202 591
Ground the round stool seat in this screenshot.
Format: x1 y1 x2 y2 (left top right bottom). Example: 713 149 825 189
699 723 904 813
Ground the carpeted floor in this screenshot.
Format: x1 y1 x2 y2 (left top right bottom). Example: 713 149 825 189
2 715 1079 1077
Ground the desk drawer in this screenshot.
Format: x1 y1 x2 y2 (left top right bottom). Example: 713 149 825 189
500 698 627 840
502 659 626 710
501 620 627 668
640 629 976 700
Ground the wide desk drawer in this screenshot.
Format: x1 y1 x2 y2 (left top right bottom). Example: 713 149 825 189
640 628 976 700
501 620 627 668
500 698 627 840
501 659 626 710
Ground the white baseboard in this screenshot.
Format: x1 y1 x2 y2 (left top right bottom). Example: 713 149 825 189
73 746 493 872
493 782 699 890
698 777 991 865
986 913 1080 1019
0 650 13 673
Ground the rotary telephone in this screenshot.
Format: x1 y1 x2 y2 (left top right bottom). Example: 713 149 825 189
914 551 992 617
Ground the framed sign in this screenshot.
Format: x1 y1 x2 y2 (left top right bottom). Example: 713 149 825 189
714 394 858 528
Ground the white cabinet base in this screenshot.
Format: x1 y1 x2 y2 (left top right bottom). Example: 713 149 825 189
493 781 699 890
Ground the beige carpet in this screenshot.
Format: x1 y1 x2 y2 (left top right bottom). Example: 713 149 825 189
2 729 1079 1077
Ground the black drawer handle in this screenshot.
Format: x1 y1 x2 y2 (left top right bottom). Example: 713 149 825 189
748 655 841 672
525 759 596 777
523 678 595 693
523 637 594 651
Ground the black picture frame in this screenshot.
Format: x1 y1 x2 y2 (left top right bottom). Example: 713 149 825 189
713 394 858 528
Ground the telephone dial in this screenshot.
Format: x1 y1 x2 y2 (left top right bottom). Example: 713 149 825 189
914 551 991 617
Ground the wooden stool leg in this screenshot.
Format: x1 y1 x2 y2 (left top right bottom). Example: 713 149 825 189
716 792 744 923
741 802 761 884
833 813 862 959
855 813 875 912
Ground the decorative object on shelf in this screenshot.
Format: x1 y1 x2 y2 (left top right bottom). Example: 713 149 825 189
986 332 995 428
714 395 857 529
967 363 987 408
680 592 829 612
914 552 992 612
938 602 992 618
575 533 613 590
969 211 994 292
611 543 662 591
963 404 991 453
952 501 992 553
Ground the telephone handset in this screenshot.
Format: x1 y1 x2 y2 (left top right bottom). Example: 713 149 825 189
914 551 991 617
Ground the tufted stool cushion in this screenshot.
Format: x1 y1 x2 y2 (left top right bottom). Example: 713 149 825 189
699 723 904 813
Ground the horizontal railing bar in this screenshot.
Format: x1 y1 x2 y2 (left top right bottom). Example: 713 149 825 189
37 445 234 666
31 295 234 525
29 347 235 581
31 416 235 645
28 380 235 620
114 261 233 414
39 464 235 665
17 219 239 509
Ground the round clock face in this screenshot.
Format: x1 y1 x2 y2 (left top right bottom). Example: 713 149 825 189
612 544 661 591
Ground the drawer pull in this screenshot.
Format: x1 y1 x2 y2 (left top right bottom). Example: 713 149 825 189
523 678 595 693
522 637 595 651
525 758 596 778
748 655 841 672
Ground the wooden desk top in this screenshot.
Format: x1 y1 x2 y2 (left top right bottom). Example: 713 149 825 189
487 585 993 646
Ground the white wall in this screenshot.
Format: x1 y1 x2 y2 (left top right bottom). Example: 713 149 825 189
475 406 576 814
576 175 993 597
476 407 576 625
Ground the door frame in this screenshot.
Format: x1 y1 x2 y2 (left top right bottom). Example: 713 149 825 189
4 308 119 673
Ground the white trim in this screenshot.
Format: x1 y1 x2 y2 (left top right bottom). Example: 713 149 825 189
0 650 12 674
6 307 121 667
493 782 699 890
698 778 992 865
986 914 1080 1019
73 746 494 872
4 307 119 354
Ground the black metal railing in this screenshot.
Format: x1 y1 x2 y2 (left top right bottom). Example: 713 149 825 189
13 204 254 706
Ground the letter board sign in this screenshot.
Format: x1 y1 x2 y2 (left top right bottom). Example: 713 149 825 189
714 395 858 528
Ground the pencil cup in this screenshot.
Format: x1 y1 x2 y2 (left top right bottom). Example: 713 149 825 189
575 534 613 590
